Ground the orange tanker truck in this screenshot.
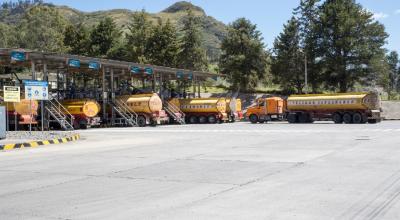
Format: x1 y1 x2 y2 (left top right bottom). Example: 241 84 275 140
246 97 285 123
285 92 382 124
169 98 229 124
116 93 169 127
61 99 101 129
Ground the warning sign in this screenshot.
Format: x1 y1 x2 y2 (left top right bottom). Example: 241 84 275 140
3 86 20 102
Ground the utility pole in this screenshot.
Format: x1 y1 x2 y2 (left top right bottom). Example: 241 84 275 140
304 53 308 94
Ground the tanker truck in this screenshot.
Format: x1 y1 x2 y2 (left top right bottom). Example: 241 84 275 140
116 93 169 127
61 99 101 129
225 98 244 122
246 97 285 123
2 98 39 129
169 98 229 124
286 92 381 124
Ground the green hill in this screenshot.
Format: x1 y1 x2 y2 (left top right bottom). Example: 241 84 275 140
0 1 228 61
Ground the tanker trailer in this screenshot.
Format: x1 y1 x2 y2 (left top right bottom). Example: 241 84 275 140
225 98 244 122
116 93 169 127
286 92 381 124
61 99 101 129
169 98 229 124
3 99 39 129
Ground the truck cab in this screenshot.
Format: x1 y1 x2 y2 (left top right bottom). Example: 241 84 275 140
246 97 285 123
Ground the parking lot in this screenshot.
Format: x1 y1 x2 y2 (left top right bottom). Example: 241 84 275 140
0 121 399 219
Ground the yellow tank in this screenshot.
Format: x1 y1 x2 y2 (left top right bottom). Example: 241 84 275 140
61 99 101 117
117 93 163 114
287 92 381 111
226 98 242 113
169 98 227 114
4 99 39 115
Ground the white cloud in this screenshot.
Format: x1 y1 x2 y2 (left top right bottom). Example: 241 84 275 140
372 12 389 20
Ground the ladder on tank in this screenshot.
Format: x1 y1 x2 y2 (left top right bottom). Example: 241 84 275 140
163 101 185 125
112 100 138 127
46 98 74 131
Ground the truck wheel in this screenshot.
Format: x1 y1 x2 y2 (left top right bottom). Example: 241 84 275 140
332 113 342 124
137 116 147 127
249 114 258 124
189 115 198 124
287 113 297 123
368 119 377 124
199 116 207 124
208 115 217 124
352 113 363 124
298 113 309 123
343 113 353 124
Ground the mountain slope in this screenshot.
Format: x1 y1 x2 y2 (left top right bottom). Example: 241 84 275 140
0 1 228 61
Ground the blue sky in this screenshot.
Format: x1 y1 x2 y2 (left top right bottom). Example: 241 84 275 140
43 0 400 52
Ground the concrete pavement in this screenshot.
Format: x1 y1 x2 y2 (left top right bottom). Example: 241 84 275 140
0 121 399 219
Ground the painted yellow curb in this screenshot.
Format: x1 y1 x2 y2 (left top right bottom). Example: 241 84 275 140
0 134 80 151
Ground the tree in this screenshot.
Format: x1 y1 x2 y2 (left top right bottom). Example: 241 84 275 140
317 0 388 92
0 22 15 48
125 10 153 63
219 18 269 91
386 51 399 97
63 23 90 55
271 17 305 94
294 0 321 92
178 9 207 71
89 17 120 57
146 19 180 67
17 5 67 52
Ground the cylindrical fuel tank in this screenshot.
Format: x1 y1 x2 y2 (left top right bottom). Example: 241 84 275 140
61 99 101 117
225 98 242 113
117 93 163 114
6 99 39 115
287 92 380 111
169 98 227 114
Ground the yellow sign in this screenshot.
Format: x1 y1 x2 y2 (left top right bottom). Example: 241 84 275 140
3 86 20 103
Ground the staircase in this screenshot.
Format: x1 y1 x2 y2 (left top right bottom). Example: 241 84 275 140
46 99 74 131
163 101 185 125
112 100 137 127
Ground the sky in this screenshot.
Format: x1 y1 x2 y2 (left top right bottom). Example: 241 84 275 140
42 0 400 52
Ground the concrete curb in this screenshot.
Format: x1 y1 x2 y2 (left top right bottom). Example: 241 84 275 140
0 134 80 151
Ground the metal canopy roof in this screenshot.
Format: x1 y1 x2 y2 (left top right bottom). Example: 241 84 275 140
0 48 221 80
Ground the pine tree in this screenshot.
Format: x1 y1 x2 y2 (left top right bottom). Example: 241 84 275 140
146 19 179 67
271 17 305 94
89 17 120 57
178 9 207 71
294 0 321 92
0 22 15 48
63 23 90 55
125 10 153 63
387 51 399 97
219 17 269 91
317 0 388 92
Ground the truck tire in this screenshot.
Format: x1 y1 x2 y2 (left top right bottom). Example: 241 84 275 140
343 113 353 124
199 116 207 124
287 113 298 123
249 114 258 124
137 116 147 127
332 113 342 124
208 115 217 124
352 112 363 124
298 113 309 123
189 115 198 124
